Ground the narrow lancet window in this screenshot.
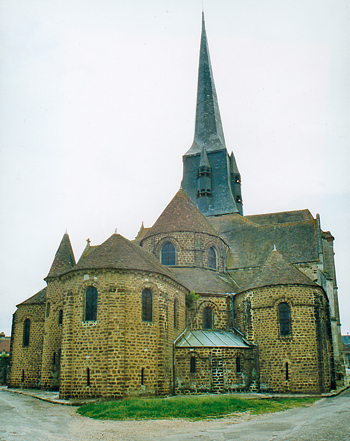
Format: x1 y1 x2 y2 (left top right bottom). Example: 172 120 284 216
236 356 241 373
208 247 217 269
46 302 50 318
279 302 291 336
203 306 213 330
161 242 176 265
142 289 152 322
58 309 63 325
85 286 98 321
23 319 30 347
87 368 90 386
190 356 196 373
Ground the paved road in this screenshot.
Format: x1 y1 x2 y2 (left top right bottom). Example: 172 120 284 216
0 388 349 440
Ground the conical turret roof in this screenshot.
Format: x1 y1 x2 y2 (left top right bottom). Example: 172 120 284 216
185 13 226 155
142 189 220 241
46 233 76 279
241 249 318 292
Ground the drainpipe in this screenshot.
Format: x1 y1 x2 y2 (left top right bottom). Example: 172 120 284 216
229 293 235 329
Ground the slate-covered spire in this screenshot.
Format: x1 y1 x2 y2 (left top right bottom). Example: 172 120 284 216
181 14 242 217
186 12 226 156
45 232 76 280
230 151 243 215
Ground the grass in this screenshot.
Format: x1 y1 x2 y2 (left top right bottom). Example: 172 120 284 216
77 394 319 421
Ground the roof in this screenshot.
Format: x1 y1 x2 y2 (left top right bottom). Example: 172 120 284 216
240 249 318 292
142 189 220 241
169 267 238 294
184 13 226 156
70 233 182 282
133 222 151 244
17 287 47 307
245 209 314 225
78 240 98 263
209 211 319 270
0 338 10 354
176 330 249 348
46 233 76 279
342 335 350 346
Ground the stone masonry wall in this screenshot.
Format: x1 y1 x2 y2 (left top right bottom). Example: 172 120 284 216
187 294 232 331
58 268 187 399
41 279 64 390
142 232 228 272
7 303 45 388
175 346 255 394
234 285 332 393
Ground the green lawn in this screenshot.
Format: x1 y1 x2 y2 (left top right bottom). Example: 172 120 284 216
77 395 319 421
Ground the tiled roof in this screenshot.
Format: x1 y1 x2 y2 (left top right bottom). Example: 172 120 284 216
170 267 238 294
78 241 98 263
70 233 181 281
176 330 249 348
142 189 220 241
17 287 47 306
245 209 314 225
209 212 318 269
240 249 318 292
0 338 10 354
133 222 151 245
46 233 76 279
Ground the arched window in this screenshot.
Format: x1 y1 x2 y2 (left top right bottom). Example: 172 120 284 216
161 242 176 265
46 302 50 318
58 309 63 325
279 302 291 336
203 306 213 330
190 356 196 373
208 247 217 269
85 286 98 321
236 356 241 373
142 289 152 322
174 298 178 329
23 319 30 347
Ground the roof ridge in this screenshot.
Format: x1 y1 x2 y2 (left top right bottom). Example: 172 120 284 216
142 189 221 241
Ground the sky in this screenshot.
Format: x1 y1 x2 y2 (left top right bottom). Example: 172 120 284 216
0 0 349 336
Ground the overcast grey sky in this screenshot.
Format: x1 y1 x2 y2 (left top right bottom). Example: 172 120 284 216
0 0 349 336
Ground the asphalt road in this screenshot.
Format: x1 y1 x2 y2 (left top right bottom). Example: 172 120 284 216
0 388 349 440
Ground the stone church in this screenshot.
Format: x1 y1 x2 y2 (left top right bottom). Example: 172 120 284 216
8 15 344 398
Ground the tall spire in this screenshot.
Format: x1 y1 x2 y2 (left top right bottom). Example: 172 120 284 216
185 12 226 156
181 13 242 217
